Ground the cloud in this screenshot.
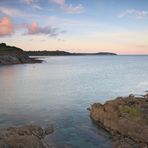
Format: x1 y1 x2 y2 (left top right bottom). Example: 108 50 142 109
0 16 14 36
62 4 84 14
48 16 77 26
24 22 66 37
49 0 84 14
22 0 38 4
32 5 42 10
0 16 66 37
50 0 65 5
119 9 148 19
22 0 42 10
48 16 86 26
0 6 25 17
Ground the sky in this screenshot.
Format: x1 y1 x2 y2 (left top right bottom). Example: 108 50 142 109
0 0 148 54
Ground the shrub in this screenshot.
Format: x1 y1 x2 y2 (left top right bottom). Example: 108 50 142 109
123 106 140 118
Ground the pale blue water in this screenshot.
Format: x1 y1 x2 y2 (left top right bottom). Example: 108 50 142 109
0 55 148 148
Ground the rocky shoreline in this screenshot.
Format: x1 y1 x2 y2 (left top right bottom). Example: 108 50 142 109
90 94 148 148
0 43 42 65
0 124 54 148
0 55 42 65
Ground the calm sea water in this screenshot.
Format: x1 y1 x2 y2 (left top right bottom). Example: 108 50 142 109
0 55 148 148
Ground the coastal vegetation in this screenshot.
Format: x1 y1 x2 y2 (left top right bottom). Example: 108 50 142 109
122 106 140 118
0 43 23 53
26 50 117 56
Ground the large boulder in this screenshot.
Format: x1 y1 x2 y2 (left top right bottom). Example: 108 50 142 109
0 124 54 148
90 94 148 148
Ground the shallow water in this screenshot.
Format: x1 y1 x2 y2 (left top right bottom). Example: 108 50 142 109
0 55 148 147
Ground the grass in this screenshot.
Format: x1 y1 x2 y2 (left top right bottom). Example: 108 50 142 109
123 106 140 118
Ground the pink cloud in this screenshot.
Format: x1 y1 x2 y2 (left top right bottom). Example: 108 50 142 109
0 16 14 36
24 22 65 37
0 16 66 37
26 22 38 34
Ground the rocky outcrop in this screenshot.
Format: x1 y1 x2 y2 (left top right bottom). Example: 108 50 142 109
0 55 41 65
0 43 42 65
0 124 54 148
90 94 148 148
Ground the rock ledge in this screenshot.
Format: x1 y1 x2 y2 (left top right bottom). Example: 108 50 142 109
0 124 54 148
90 94 148 148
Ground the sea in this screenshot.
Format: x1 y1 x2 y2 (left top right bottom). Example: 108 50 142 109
0 55 148 148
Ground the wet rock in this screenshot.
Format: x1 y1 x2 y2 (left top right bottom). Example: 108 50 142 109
44 125 54 135
90 94 148 147
87 107 91 111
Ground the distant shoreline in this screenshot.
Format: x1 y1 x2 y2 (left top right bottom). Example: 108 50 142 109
0 43 117 65
25 50 117 56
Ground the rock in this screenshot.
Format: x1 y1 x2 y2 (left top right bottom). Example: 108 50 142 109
0 43 42 65
0 135 45 148
6 125 45 139
90 94 148 147
0 124 54 148
144 93 148 98
44 125 54 135
87 107 91 111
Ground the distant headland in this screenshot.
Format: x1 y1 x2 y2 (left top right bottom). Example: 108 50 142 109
0 43 42 65
0 43 117 65
26 50 117 56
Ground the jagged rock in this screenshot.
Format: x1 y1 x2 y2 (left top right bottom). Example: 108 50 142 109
90 94 148 148
0 124 54 148
44 126 54 135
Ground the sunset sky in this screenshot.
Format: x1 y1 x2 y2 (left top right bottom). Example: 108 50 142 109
0 0 148 54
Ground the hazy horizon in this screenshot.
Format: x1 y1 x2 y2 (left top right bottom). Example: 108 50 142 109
0 0 148 54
